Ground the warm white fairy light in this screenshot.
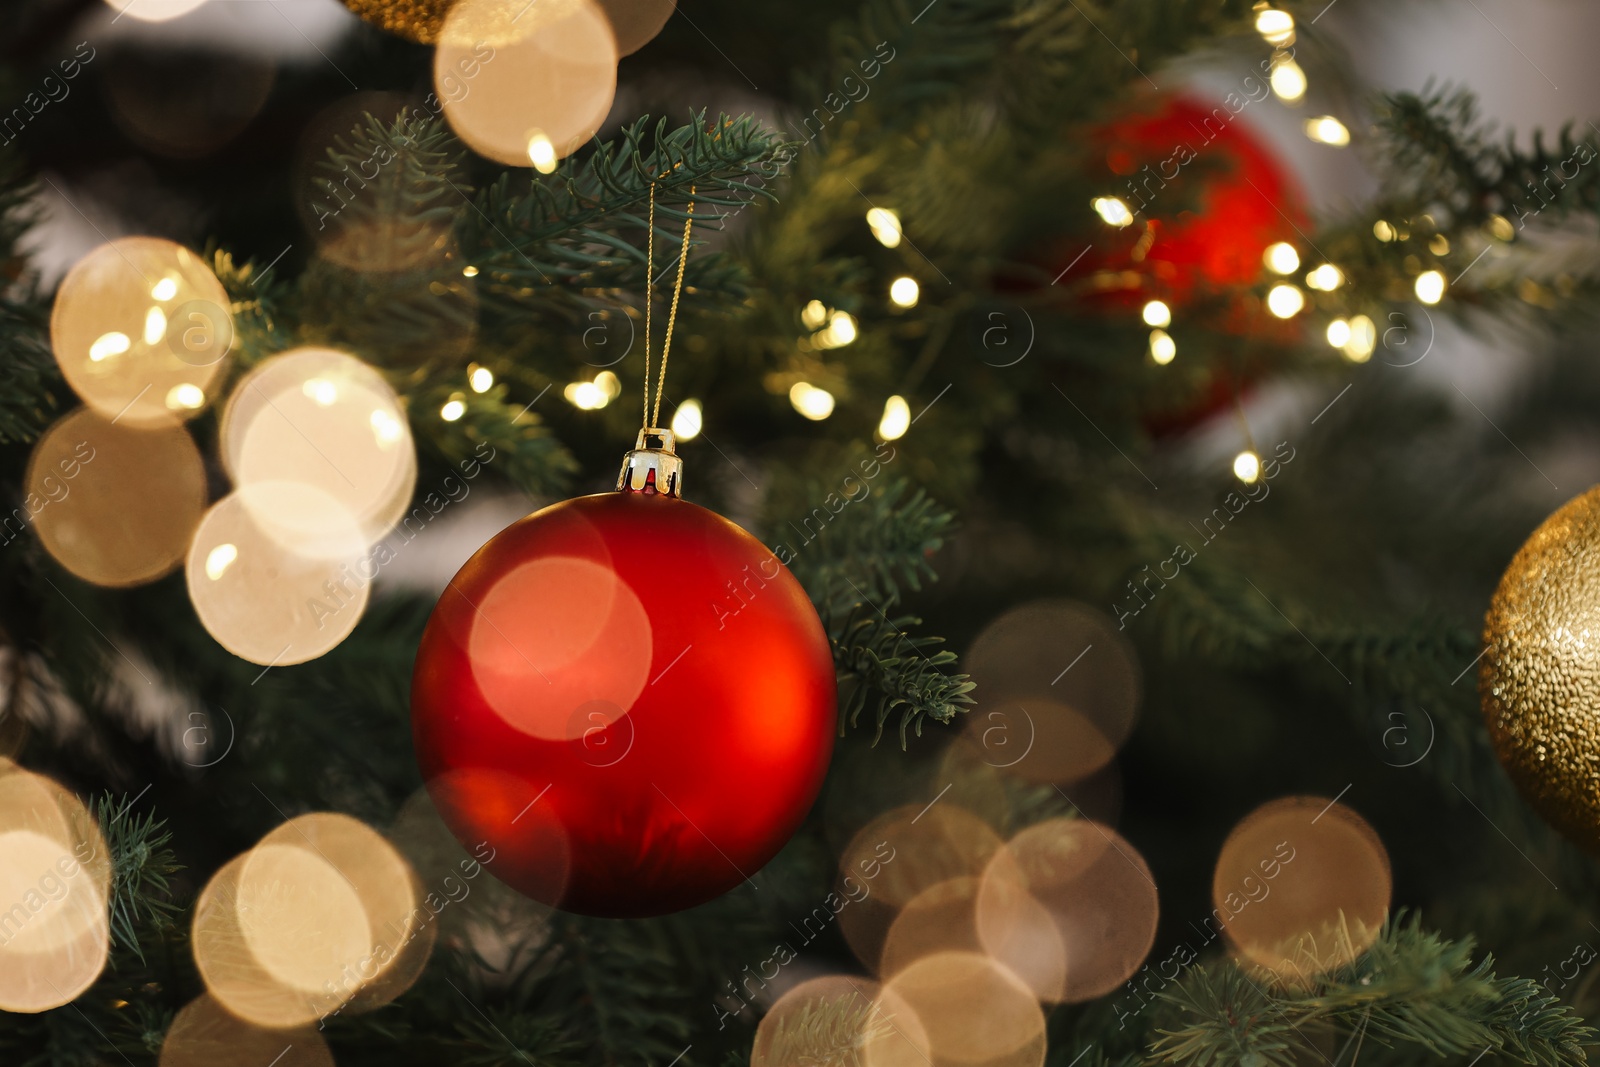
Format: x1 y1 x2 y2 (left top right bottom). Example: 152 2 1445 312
440 398 466 421
890 276 920 308
1373 220 1397 242
801 299 829 330
527 131 558 175
1326 319 1352 348
89 332 130 362
468 364 494 393
151 276 179 301
671 399 703 440
166 383 205 411
1266 284 1304 318
1233 450 1261 484
1305 264 1344 291
1148 329 1176 365
144 306 167 345
595 370 621 399
1255 8 1294 45
789 382 835 420
1270 57 1307 103
866 208 902 248
1344 315 1376 362
1304 116 1350 146
462 265 479 277
204 543 237 581
303 378 338 406
878 395 911 440
1092 196 1134 227
1263 242 1300 275
1141 299 1171 328
815 310 858 349
1414 270 1446 304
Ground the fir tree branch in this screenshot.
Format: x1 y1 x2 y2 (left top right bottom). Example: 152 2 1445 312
89 792 181 966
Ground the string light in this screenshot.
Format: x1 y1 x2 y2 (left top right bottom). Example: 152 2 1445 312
815 310 858 349
1270 57 1307 103
1266 284 1304 318
527 131 558 175
1373 220 1397 242
1487 215 1516 241
166 383 205 411
1263 242 1300 275
1092 196 1134 227
1429 234 1450 255
801 300 829 330
440 397 466 421
1303 116 1349 146
1305 264 1344 291
878 395 911 440
1141 300 1171 327
671 399 703 440
890 276 920 308
1326 319 1352 348
1148 329 1176 365
1344 315 1376 362
789 382 835 420
468 364 494 392
1233 450 1261 484
151 276 179 301
1255 8 1295 45
462 265 479 277
89 332 130 362
866 208 902 248
1414 270 1446 304
595 370 620 399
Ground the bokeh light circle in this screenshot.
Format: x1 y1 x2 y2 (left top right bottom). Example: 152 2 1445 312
51 237 232 428
436 0 619 166
977 818 1158 1003
0 763 112 1013
465 555 652 740
160 995 335 1067
754 974 928 1067
27 407 206 587
221 347 416 548
1212 796 1391 979
963 601 1141 784
185 490 370 665
872 951 1046 1067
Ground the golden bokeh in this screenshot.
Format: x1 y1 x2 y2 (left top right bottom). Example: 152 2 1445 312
837 803 1001 974
872 951 1046 1067
0 762 112 1013
1212 797 1390 980
1482 485 1600 855
27 407 206 588
880 877 985 978
754 974 928 1067
436 0 618 166
257 813 433 1012
159 995 335 1067
964 601 1141 784
977 818 1158 1003
185 490 370 665
339 0 459 42
593 0 676 54
221 347 416 551
51 237 233 428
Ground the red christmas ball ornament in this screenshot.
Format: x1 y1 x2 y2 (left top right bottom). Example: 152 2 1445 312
411 430 837 917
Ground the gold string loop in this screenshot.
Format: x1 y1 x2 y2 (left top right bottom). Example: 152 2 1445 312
642 179 696 430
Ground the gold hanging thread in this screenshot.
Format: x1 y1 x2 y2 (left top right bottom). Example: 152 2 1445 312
642 180 696 430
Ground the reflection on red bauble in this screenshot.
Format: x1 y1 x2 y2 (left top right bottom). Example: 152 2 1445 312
411 485 837 918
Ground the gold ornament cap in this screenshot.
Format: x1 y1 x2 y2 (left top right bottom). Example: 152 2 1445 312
617 427 682 497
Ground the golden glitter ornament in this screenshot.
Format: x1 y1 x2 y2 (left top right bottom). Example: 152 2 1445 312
1481 485 1600 854
339 0 456 43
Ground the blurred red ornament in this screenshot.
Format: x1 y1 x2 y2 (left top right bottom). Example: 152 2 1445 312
411 431 836 917
1060 93 1308 310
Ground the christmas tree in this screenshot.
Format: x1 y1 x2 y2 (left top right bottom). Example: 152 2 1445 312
3 0 1600 1063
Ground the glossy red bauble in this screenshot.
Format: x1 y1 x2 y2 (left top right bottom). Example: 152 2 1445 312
411 490 837 918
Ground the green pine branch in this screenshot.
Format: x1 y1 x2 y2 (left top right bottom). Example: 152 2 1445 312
1149 916 1595 1067
90 792 181 966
